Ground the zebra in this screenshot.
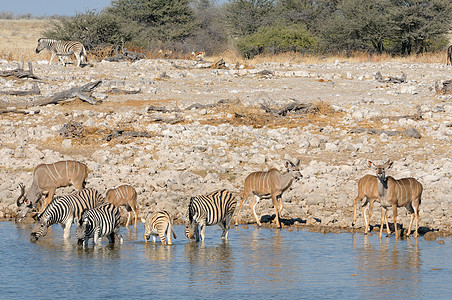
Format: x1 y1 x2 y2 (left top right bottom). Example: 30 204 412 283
184 189 237 242
76 202 123 246
35 38 88 67
30 188 104 242
143 210 177 245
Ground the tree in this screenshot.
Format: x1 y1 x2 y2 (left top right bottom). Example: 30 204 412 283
389 0 452 54
224 0 275 38
320 0 392 54
105 0 198 48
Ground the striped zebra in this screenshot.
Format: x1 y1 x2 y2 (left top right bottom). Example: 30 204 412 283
76 202 123 246
143 210 176 245
35 38 88 67
184 189 237 242
30 188 104 242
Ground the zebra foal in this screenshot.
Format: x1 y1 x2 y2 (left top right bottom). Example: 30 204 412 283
35 38 88 67
143 210 176 245
184 189 237 242
30 188 104 242
76 202 123 246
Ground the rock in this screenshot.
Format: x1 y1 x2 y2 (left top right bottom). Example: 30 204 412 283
424 231 437 241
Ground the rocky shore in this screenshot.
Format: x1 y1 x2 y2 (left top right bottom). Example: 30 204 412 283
1 58 451 237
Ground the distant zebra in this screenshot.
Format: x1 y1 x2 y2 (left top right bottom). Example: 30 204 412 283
76 202 123 246
184 189 237 242
143 210 176 245
30 188 104 242
35 38 88 67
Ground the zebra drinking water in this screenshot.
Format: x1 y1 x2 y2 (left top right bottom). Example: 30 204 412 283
143 210 176 245
35 38 88 67
184 189 237 242
76 202 123 246
30 188 104 242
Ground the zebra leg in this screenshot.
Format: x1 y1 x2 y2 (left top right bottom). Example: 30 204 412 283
200 224 206 241
94 228 101 244
220 220 229 240
159 231 167 245
63 217 73 239
50 52 56 65
166 224 173 245
152 235 157 243
57 55 66 66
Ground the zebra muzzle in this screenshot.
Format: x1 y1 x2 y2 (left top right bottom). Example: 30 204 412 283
30 233 38 242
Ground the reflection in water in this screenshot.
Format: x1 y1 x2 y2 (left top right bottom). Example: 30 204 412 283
144 243 175 261
353 234 422 298
184 240 233 288
2 222 451 298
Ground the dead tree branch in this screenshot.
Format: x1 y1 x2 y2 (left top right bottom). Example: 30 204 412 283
28 80 102 107
375 71 406 83
0 62 39 79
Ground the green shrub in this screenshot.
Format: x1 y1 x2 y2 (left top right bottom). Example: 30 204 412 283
236 23 317 58
43 10 123 49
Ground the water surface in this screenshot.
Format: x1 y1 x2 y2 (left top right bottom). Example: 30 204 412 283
1 222 451 299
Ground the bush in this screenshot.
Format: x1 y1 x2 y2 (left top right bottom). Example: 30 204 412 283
236 23 317 58
43 10 123 50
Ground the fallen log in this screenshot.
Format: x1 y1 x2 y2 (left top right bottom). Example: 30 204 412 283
261 102 317 116
0 83 40 96
28 80 102 107
348 127 421 138
107 87 141 95
0 62 39 79
104 129 159 141
375 71 406 83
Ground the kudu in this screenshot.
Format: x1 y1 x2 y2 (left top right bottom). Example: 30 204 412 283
105 184 139 229
235 159 302 228
368 160 423 238
17 160 88 218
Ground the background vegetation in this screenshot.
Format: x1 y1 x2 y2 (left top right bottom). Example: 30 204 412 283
1 0 451 59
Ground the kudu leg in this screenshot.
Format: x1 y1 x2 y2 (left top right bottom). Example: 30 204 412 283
393 204 399 239
235 191 250 226
250 195 262 226
272 194 281 228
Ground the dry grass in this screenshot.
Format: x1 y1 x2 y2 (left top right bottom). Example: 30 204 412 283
210 50 449 65
0 19 50 61
0 19 449 64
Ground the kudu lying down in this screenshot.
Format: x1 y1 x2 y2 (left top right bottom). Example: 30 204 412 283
16 160 88 218
235 159 302 228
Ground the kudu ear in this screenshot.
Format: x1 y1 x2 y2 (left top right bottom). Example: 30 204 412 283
284 160 292 168
385 160 394 169
367 160 374 168
296 159 301 167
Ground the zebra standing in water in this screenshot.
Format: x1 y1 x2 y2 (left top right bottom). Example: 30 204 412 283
143 210 176 245
35 38 88 67
30 188 104 242
76 202 123 246
184 189 237 242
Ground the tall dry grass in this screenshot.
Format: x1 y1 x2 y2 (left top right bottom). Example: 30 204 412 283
0 19 449 64
0 19 50 61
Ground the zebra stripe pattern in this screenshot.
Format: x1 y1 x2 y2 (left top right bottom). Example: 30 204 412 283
76 202 123 246
35 38 87 67
185 189 237 241
143 210 176 245
30 188 104 242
